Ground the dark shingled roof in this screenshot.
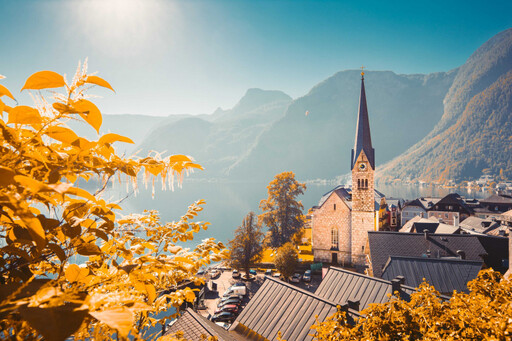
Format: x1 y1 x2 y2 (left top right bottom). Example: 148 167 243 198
314 267 416 311
351 75 375 170
481 194 512 204
165 307 240 341
368 231 508 278
233 276 358 341
381 256 483 294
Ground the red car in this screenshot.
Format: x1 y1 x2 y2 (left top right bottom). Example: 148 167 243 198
214 304 239 315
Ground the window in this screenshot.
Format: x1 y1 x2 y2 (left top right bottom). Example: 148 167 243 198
331 229 339 249
357 179 361 189
334 204 336 211
365 179 368 188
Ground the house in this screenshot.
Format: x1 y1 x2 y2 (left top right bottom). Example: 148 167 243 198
367 231 508 278
480 194 512 214
400 217 461 234
231 276 358 341
164 307 240 340
401 197 440 227
311 72 380 268
381 256 483 294
314 266 416 311
427 193 473 226
459 216 507 235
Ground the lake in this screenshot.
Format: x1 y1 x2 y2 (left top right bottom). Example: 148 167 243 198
104 179 492 248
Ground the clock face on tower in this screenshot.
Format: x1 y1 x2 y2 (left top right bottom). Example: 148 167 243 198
358 162 367 171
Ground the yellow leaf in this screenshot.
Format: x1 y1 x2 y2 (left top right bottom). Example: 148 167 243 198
48 243 67 262
14 175 51 193
0 166 15 186
98 133 134 145
72 99 102 134
0 99 4 113
65 264 89 282
0 83 15 100
45 126 79 144
145 283 157 303
168 155 193 163
20 215 46 251
8 106 42 125
21 70 65 91
65 187 97 202
89 307 133 337
86 75 115 92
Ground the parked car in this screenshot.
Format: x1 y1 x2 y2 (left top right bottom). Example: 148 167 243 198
220 294 242 303
196 269 206 276
232 269 240 278
303 270 312 282
265 269 272 276
273 272 281 278
218 298 242 308
249 269 257 276
290 273 301 283
211 312 236 323
214 304 239 314
215 321 230 329
223 285 246 297
210 269 221 279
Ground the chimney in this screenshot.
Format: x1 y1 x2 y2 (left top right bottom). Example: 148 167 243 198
347 299 360 311
424 230 429 240
457 250 466 260
395 275 405 285
391 278 402 296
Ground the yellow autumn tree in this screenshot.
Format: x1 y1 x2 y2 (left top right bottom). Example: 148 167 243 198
310 269 512 340
0 62 227 340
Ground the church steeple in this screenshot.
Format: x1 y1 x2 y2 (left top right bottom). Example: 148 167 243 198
351 70 375 170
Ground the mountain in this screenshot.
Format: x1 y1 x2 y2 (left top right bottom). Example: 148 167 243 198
227 70 455 181
136 88 292 174
68 114 166 155
378 28 512 183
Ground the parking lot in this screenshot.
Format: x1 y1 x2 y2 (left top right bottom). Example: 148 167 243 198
198 268 323 320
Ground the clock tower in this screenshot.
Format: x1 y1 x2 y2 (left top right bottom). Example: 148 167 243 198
350 70 375 267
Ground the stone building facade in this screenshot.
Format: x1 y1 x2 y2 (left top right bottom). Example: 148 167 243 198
311 72 377 268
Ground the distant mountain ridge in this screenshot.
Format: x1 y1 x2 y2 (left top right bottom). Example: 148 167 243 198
92 28 512 184
378 28 512 183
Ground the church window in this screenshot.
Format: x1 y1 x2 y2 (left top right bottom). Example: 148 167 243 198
331 229 339 249
364 179 368 188
334 204 336 211
357 179 361 189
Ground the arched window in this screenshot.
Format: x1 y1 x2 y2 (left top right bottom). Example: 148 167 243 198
331 228 339 249
357 179 361 189
365 179 368 188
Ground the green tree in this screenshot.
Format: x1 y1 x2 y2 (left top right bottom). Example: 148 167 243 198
0 63 226 340
274 242 299 282
228 212 264 278
259 171 306 248
310 269 512 340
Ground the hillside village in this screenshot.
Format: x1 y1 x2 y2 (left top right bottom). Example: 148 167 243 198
164 71 512 340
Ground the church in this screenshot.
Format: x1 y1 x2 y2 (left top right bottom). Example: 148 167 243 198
311 71 384 268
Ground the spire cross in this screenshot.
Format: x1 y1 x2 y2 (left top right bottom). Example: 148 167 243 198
360 65 365 78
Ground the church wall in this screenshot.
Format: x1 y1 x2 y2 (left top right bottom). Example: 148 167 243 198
312 193 352 265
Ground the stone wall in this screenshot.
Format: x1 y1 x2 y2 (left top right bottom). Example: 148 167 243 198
312 191 352 265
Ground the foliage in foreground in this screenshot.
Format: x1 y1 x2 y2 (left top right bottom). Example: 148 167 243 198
259 171 306 248
310 269 512 340
228 212 264 277
0 63 227 340
273 242 299 281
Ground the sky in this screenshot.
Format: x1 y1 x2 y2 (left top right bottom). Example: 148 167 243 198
1 0 512 117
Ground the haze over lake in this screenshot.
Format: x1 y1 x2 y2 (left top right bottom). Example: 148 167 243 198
103 179 490 248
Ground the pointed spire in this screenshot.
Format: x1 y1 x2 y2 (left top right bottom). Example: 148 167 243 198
351 70 375 170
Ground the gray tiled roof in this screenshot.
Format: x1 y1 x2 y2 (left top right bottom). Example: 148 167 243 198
165 307 240 341
233 276 358 341
314 267 415 311
368 231 508 278
381 256 483 294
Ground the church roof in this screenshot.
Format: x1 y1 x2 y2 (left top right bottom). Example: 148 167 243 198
351 75 375 170
316 185 384 211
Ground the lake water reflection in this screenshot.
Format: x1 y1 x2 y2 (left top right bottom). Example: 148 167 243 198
105 180 491 248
